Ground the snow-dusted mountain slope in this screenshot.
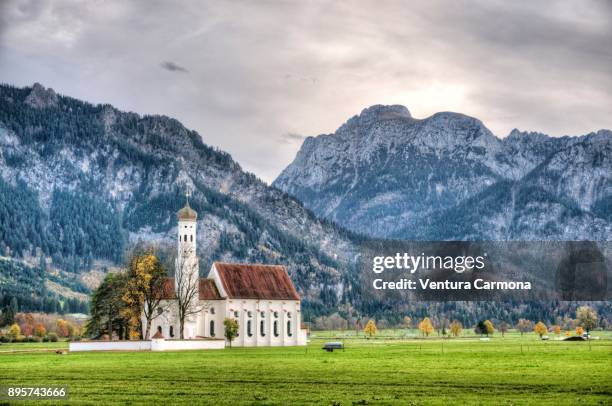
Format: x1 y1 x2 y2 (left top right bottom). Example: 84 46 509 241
274 105 611 240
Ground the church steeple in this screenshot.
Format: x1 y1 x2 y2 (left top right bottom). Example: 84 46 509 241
177 191 197 221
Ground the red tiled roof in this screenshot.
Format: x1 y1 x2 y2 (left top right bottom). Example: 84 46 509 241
199 279 223 300
213 262 300 301
160 278 223 300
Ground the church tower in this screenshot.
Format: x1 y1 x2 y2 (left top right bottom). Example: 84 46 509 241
176 192 199 298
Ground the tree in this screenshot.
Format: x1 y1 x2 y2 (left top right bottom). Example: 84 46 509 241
553 325 561 336
576 306 598 336
8 323 20 340
224 318 239 347
56 319 69 337
475 320 494 336
86 272 129 340
449 320 463 337
34 323 46 338
354 319 363 337
576 326 585 336
534 321 547 338
122 250 168 340
499 322 510 337
516 319 533 336
364 319 377 338
418 317 434 337
483 320 495 336
402 316 412 330
174 246 202 339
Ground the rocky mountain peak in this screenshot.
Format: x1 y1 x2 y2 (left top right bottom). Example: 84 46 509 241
337 104 412 134
25 82 58 108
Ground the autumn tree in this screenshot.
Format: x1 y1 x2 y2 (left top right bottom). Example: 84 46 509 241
56 319 70 337
7 323 20 340
418 317 434 337
553 325 561 336
224 318 239 347
534 321 547 338
576 306 598 336
122 250 168 340
402 316 412 330
364 319 377 338
516 319 533 336
484 320 495 336
575 326 585 336
34 323 46 338
449 320 463 337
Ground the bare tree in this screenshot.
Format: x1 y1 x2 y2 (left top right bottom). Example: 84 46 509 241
174 246 202 339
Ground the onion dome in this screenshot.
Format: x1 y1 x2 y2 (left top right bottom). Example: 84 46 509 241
177 196 197 221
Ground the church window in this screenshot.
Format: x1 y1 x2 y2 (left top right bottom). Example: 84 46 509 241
157 326 162 334
210 320 215 337
157 307 163 315
247 320 253 337
190 235 193 242
169 326 174 338
287 312 292 319
273 311 278 319
273 321 279 337
260 312 265 318
260 320 265 337
287 321 292 337
234 311 239 318
210 307 215 315
247 311 252 318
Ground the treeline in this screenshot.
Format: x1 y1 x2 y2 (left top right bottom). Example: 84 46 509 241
0 259 88 325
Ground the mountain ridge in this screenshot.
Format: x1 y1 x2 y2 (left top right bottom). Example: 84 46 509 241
274 104 611 239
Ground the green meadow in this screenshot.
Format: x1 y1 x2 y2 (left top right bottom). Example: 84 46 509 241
0 333 610 405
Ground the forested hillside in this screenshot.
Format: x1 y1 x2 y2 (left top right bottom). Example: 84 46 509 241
0 83 361 319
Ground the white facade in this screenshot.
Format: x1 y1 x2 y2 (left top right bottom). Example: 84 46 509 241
142 198 307 347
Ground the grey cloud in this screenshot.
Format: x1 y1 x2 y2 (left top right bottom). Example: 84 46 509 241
280 133 306 144
0 0 610 182
160 61 188 73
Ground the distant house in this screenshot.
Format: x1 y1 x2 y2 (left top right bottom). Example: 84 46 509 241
142 197 307 346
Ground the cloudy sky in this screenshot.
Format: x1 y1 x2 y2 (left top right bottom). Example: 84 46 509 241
1 0 611 182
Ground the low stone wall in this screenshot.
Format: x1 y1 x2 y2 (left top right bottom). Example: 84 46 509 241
151 338 225 351
69 340 151 352
69 339 226 352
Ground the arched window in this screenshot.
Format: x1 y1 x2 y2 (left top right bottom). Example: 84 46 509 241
209 320 215 337
210 307 215 315
260 320 265 337
169 326 174 338
247 320 253 337
234 311 239 318
190 235 193 242
273 321 279 337
247 311 252 318
287 312 292 319
260 312 265 318
273 311 278 319
287 321 292 337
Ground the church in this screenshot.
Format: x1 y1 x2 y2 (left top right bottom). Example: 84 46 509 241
143 197 307 347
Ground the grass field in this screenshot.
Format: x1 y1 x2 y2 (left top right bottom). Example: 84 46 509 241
0 333 610 405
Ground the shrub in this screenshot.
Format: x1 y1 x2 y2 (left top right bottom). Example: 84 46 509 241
47 332 59 342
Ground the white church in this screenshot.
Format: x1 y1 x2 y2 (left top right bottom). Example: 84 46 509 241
144 197 308 347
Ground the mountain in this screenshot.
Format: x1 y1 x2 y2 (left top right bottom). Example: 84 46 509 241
274 105 612 240
0 83 362 317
